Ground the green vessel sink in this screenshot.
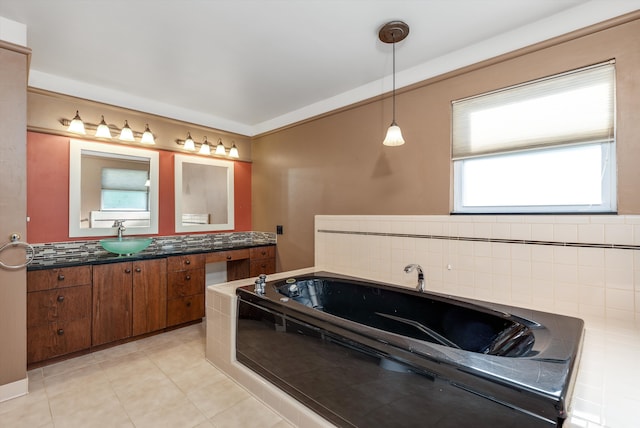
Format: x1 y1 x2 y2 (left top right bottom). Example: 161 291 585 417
99 237 153 256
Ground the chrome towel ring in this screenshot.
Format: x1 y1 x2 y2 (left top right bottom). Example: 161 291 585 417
0 233 35 270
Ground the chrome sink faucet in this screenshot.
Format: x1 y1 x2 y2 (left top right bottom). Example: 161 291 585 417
404 264 425 292
112 220 126 238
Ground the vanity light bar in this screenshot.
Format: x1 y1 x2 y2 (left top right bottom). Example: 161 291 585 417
175 135 240 159
61 111 155 144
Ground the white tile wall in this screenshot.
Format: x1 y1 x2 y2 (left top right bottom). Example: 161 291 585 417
315 214 640 322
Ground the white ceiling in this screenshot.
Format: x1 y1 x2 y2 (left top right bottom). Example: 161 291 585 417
1 0 639 136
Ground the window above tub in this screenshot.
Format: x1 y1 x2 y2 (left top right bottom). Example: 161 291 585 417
452 60 616 214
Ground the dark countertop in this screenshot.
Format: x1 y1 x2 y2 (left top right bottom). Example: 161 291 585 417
27 241 275 271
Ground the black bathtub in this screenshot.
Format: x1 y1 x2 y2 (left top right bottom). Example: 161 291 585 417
236 272 583 427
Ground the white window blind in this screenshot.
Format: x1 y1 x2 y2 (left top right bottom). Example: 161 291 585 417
452 61 615 160
452 61 616 214
101 168 149 211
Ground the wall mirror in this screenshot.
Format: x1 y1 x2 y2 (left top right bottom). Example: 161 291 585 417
174 154 234 233
69 139 159 237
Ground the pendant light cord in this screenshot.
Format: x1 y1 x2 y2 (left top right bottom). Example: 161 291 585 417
391 33 397 124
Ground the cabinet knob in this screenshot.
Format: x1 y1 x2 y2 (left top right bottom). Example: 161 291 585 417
186 301 191 307
57 328 64 335
135 267 141 273
226 255 232 260
125 268 131 274
185 259 191 265
261 251 266 256
57 295 64 303
57 274 65 281
185 275 191 280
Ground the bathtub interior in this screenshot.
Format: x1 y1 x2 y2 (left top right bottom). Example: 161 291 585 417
274 276 536 357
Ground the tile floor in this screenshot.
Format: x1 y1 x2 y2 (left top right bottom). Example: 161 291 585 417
0 322 293 428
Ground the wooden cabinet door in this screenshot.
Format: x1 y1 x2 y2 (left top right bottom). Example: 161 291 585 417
26 284 92 364
132 258 167 336
92 262 133 347
166 294 205 327
167 269 205 299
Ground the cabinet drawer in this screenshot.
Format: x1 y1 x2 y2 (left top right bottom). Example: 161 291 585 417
166 294 205 326
250 258 276 277
167 254 205 271
27 285 91 327
249 245 275 260
206 249 250 263
167 269 205 298
27 266 92 292
27 317 91 364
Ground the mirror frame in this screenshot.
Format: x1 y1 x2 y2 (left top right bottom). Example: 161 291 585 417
69 139 159 237
174 154 235 233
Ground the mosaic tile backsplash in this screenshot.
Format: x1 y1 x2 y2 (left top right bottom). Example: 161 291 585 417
30 231 276 268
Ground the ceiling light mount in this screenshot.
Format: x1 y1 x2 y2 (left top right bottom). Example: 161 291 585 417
378 20 409 44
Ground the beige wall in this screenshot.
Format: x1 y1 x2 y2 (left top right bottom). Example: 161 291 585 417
252 14 640 272
0 41 30 394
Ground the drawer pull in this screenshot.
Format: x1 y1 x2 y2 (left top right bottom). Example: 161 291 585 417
57 274 65 281
226 255 232 260
135 267 142 273
57 295 64 303
57 328 64 335
125 268 132 274
185 275 191 280
185 259 191 265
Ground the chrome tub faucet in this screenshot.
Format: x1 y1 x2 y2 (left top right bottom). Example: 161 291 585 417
404 263 425 292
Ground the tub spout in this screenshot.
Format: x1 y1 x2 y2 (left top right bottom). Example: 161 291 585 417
254 274 267 294
404 263 425 292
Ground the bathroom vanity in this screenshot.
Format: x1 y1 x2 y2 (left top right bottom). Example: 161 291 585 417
26 243 275 367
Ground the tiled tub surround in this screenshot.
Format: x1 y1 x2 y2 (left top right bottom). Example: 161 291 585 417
207 268 334 428
206 215 639 428
313 215 640 428
29 231 276 268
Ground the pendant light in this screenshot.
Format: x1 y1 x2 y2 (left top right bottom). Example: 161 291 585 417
379 21 409 146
